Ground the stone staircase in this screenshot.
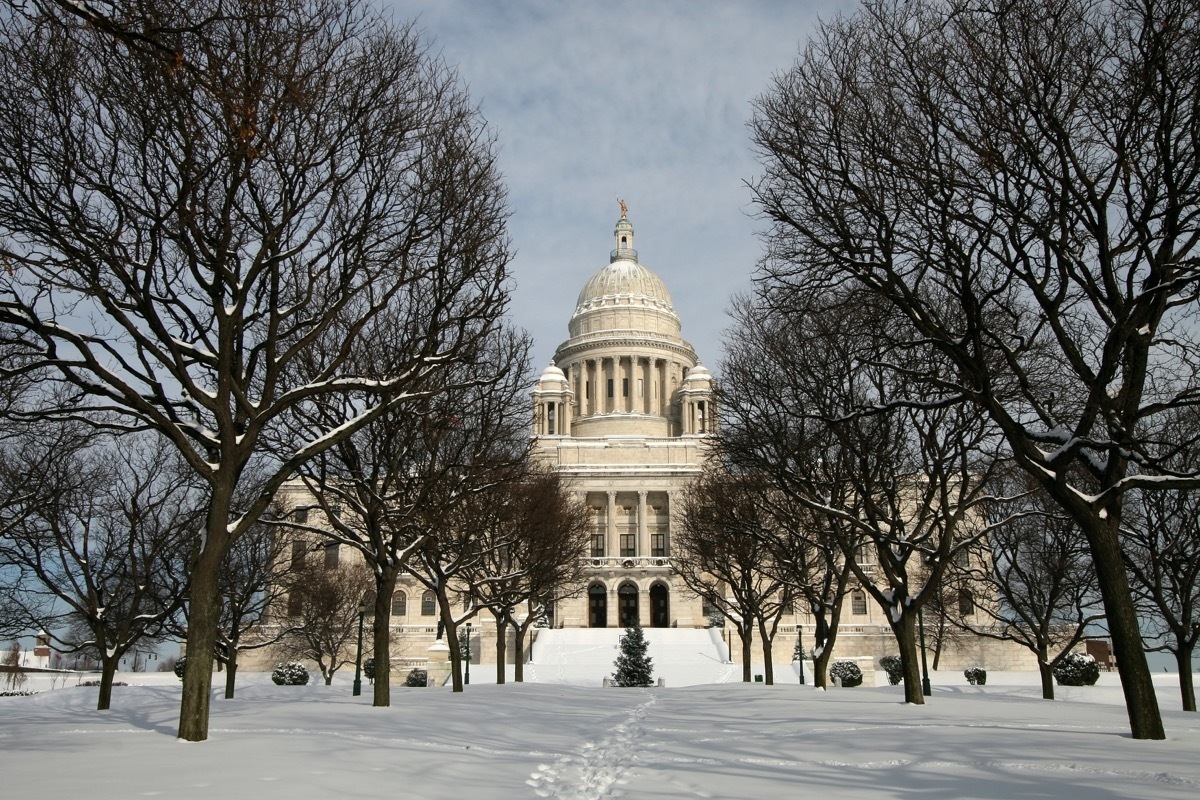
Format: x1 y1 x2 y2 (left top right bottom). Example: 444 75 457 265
525 627 737 687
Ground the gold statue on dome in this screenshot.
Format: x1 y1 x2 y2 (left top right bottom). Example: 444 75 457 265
618 198 628 218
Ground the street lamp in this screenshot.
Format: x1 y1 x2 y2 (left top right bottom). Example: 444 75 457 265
464 622 472 686
796 624 806 685
917 605 931 697
352 600 366 697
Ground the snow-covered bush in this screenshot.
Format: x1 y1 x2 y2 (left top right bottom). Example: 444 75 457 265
173 656 187 681
964 667 987 685
879 655 903 685
1053 653 1100 686
404 668 427 687
829 659 863 688
792 639 806 662
707 611 725 629
271 662 311 686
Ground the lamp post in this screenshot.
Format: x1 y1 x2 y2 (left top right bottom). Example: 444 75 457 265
464 622 472 686
796 624 806 685
917 605 931 697
352 600 366 697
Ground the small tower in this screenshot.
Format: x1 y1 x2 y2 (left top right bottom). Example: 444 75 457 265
679 364 716 435
612 200 637 262
532 362 573 436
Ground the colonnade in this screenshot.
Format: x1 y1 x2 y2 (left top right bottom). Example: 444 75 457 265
592 490 671 559
568 356 677 417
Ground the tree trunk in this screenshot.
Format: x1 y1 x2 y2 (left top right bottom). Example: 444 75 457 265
223 650 238 700
97 652 119 711
514 624 527 683
758 620 774 686
372 572 397 708
1087 516 1164 738
812 646 833 690
739 625 753 683
494 614 506 685
1038 657 1056 701
179 520 228 741
892 611 924 705
1176 647 1196 713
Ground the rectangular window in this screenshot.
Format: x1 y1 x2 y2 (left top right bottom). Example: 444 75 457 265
637 378 644 398
607 379 614 398
291 541 306 567
651 533 666 558
622 378 629 397
852 591 868 615
323 542 339 569
294 508 308 524
547 402 556 435
590 533 605 557
287 591 302 617
620 534 635 557
586 382 591 399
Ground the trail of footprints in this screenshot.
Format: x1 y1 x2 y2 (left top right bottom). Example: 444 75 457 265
527 692 656 799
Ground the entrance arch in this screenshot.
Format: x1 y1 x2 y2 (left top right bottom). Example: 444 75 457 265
650 583 670 628
618 583 639 627
588 584 607 628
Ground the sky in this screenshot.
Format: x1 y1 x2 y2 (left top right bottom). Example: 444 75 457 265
389 1 856 371
5 667 1199 799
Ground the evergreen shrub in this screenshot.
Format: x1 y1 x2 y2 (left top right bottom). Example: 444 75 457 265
613 624 654 687
271 662 311 686
173 656 187 681
829 659 863 687
404 668 427 687
880 654 903 685
1053 653 1100 686
964 667 987 685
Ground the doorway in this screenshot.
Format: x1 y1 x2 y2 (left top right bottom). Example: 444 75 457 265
588 584 607 628
650 583 670 628
618 583 639 627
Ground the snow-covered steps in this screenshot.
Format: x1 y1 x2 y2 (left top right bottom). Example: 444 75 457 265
525 627 736 686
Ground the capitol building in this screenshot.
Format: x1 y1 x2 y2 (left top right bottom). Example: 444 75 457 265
529 207 715 631
268 207 1036 679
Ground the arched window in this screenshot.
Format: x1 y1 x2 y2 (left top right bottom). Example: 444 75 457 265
421 591 436 616
391 592 407 617
958 590 975 616
851 590 867 616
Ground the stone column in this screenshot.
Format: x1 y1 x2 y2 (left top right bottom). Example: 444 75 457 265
637 490 649 557
607 490 618 559
642 357 652 414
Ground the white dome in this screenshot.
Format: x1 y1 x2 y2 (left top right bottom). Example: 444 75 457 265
574 259 676 312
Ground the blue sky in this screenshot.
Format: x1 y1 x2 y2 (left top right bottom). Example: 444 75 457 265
392 1 854 370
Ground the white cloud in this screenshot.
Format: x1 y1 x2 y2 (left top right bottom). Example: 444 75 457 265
394 0 855 368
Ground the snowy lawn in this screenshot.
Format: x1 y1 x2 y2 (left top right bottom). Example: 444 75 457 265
2 671 1198 799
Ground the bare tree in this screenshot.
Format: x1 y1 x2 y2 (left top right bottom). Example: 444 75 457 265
676 468 793 684
464 467 589 684
750 0 1199 738
0 431 197 709
276 555 372 686
716 292 1007 702
949 477 1102 699
1124 409 1200 711
286 325 531 705
0 0 512 740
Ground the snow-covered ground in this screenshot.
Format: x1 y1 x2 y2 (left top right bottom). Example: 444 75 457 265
2 665 1198 799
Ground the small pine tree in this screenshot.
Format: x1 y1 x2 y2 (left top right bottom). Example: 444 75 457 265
612 624 654 687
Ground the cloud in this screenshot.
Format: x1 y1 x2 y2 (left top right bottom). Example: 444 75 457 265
394 1 853 368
